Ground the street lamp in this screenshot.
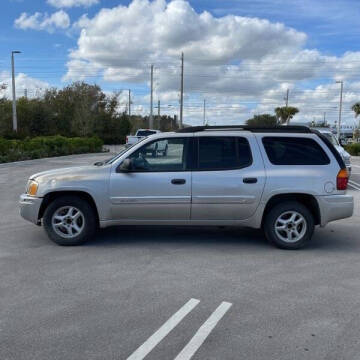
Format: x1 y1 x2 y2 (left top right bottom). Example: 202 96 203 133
11 50 21 132
336 80 343 141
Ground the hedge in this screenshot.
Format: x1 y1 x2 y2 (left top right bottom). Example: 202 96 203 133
0 135 103 163
345 143 360 156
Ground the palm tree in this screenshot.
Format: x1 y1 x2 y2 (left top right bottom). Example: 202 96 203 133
275 106 299 125
352 102 360 118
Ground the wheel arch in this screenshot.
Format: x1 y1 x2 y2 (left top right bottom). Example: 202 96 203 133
38 191 100 225
262 193 321 227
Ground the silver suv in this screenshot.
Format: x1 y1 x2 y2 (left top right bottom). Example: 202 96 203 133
20 126 354 249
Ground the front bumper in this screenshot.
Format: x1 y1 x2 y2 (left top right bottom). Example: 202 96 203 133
316 194 354 227
19 194 43 225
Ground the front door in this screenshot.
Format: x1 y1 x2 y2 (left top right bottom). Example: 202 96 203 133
109 137 192 221
191 135 266 220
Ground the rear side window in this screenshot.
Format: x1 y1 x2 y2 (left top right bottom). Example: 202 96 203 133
262 137 330 165
198 137 252 170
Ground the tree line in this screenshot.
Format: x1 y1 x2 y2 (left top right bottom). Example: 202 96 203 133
0 82 178 144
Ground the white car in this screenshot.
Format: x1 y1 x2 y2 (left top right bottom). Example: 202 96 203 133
316 129 351 174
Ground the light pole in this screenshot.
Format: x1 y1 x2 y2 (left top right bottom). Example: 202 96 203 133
336 80 343 140
11 51 21 132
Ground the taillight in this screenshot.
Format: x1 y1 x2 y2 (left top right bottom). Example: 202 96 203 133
337 168 349 190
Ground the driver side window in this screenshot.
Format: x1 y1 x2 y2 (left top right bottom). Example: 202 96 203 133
127 138 189 172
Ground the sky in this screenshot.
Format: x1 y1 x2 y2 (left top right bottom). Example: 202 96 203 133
1 0 360 126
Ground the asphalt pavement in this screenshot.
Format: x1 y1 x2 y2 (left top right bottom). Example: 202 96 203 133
0 152 360 360
349 156 360 191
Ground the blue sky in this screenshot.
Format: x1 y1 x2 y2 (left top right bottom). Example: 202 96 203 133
1 0 360 125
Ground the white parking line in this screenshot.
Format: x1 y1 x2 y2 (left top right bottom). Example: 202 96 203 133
126 298 200 360
349 180 360 191
174 301 233 360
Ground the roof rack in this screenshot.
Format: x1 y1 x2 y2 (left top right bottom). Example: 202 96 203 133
176 125 312 134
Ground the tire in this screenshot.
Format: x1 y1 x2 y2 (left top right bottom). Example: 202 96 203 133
152 144 158 158
43 195 97 246
163 145 168 156
263 201 314 250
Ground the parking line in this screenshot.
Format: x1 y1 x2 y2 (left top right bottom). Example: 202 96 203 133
349 181 360 191
352 165 360 169
174 301 233 360
126 298 200 360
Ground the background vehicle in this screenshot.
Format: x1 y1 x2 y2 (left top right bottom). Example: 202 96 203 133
126 129 160 147
316 129 352 173
20 126 353 250
126 129 168 156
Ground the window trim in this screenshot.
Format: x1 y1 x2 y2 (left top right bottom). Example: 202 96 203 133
194 136 253 172
116 137 193 173
262 136 331 166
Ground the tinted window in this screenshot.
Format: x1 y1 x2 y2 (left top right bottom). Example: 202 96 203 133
127 138 189 172
198 137 252 170
137 130 157 136
262 137 330 165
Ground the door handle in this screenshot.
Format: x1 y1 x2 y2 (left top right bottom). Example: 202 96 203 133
243 177 258 184
171 179 186 185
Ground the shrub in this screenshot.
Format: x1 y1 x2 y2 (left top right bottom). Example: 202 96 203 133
345 143 360 156
0 136 103 163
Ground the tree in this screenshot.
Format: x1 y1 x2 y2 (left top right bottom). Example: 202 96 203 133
275 106 299 125
246 114 277 127
352 102 360 118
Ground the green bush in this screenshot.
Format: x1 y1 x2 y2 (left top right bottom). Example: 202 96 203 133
0 136 103 163
345 143 360 156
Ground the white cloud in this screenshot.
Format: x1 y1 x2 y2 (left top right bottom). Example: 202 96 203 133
0 71 50 99
14 10 70 32
63 0 360 126
47 0 99 8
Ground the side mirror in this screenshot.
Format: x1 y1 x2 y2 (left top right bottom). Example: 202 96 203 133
118 158 132 172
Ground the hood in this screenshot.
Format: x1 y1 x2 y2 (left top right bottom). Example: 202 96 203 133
30 165 110 184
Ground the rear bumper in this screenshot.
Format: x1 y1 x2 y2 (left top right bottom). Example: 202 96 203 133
316 194 354 227
19 194 43 225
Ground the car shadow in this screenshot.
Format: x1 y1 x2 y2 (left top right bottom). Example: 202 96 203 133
86 225 270 249
83 224 360 253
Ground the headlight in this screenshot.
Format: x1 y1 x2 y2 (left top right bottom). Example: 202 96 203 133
26 180 39 196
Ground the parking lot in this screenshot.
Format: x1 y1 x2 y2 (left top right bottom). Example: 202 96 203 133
1 152 360 360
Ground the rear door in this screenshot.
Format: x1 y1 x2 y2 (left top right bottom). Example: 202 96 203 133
191 133 266 220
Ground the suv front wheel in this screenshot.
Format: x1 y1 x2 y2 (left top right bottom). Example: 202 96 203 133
264 201 314 250
43 195 97 246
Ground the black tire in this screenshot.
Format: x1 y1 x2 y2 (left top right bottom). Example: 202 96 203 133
163 145 168 156
263 201 314 250
43 195 97 246
152 144 158 158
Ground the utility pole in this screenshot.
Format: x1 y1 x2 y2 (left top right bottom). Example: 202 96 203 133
128 89 131 117
150 65 154 128
336 80 344 140
158 100 160 117
323 112 326 126
285 89 289 107
24 88 28 99
203 99 206 125
11 50 21 132
179 52 184 129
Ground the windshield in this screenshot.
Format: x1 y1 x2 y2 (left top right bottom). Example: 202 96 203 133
137 130 157 137
101 138 147 165
322 132 340 146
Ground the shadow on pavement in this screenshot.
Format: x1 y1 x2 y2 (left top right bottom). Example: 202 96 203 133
87 225 270 249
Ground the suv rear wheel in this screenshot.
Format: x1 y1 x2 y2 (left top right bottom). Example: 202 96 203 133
264 201 314 249
43 195 97 246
